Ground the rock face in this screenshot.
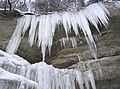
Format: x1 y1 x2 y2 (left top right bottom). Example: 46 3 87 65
0 2 120 89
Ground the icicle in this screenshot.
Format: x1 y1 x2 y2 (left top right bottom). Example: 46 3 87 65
22 15 32 36
70 72 76 89
84 75 90 89
51 14 61 36
44 15 53 57
59 37 77 48
69 13 79 36
61 12 70 39
37 16 43 47
97 63 103 78
28 15 38 47
6 2 110 61
75 70 84 89
6 17 25 54
61 37 68 47
85 70 96 89
65 75 71 89
83 7 100 33
38 15 46 61
70 37 77 48
77 10 97 59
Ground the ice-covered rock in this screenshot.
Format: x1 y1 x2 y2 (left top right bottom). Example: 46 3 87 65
0 50 96 89
0 68 38 89
0 50 30 75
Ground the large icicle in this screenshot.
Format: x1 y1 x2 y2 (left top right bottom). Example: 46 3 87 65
22 15 32 35
28 15 38 47
6 2 110 61
6 17 25 54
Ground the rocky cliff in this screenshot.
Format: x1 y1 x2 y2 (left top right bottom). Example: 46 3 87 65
0 2 120 89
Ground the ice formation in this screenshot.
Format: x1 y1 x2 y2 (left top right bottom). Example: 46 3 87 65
3 3 111 88
1 1 120 89
35 62 96 89
114 1 120 7
0 50 96 89
6 2 110 61
59 37 78 48
0 68 38 89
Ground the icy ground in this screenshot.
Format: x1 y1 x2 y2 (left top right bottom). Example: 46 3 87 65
0 50 96 89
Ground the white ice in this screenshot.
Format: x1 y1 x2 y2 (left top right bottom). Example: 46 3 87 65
2 2 120 89
6 2 110 61
0 50 96 89
59 37 77 48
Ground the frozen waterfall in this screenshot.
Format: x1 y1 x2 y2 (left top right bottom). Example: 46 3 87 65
6 2 110 61
3 2 112 89
0 50 96 89
2 1 120 89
